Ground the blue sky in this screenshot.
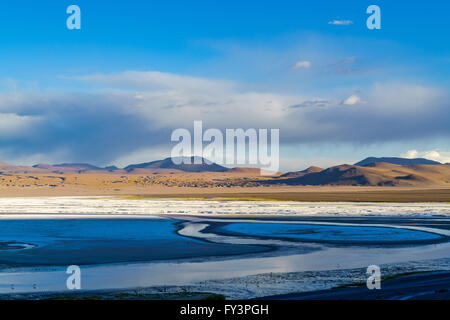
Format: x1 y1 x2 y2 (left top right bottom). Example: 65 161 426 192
0 0 449 170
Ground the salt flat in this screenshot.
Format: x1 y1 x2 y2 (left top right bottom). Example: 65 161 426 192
0 196 448 218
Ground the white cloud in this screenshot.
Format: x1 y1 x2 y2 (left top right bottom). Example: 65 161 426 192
67 72 450 144
291 61 311 69
75 70 302 130
0 70 448 164
402 150 450 164
75 72 450 144
342 95 362 105
0 113 41 138
403 150 419 158
328 20 353 26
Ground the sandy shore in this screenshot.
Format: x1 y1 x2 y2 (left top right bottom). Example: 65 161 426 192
0 185 449 202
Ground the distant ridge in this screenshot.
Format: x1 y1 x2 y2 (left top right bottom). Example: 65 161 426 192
33 163 112 172
124 156 228 173
355 157 441 166
53 163 106 171
280 166 324 178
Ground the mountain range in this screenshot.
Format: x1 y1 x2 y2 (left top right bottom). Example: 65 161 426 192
0 156 448 187
124 156 229 173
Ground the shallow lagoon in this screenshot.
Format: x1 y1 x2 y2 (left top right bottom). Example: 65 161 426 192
0 219 268 266
219 222 444 243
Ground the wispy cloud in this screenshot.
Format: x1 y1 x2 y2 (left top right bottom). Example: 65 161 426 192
289 99 331 108
291 60 311 69
324 56 358 74
73 71 236 93
328 20 353 26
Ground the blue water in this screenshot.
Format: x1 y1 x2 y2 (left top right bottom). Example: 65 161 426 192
0 219 267 267
0 219 444 270
220 223 443 243
0 218 449 295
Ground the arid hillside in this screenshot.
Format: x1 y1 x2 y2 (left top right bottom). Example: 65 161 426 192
0 158 449 197
266 163 450 187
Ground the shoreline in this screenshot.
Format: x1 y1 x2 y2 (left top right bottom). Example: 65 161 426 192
2 259 449 300
0 187 448 203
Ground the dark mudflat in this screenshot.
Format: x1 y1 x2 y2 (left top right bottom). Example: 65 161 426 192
260 271 450 300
